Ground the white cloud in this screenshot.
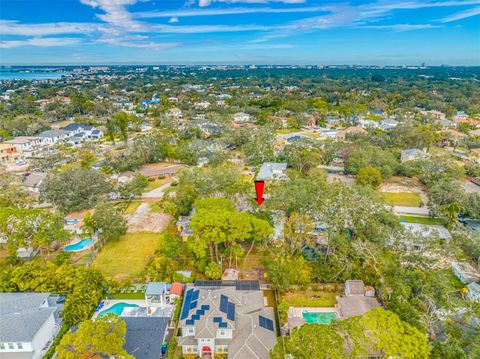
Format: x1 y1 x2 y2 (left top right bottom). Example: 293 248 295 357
136 6 324 18
440 6 480 22
363 24 441 32
0 37 81 48
0 20 99 36
152 23 282 33
2 0 480 51
79 0 146 30
197 0 305 7
95 34 181 49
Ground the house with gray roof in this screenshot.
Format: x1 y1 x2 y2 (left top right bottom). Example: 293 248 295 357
36 130 68 145
256 162 288 181
336 280 380 318
401 148 427 163
122 317 170 359
0 293 63 359
178 281 277 359
400 223 452 251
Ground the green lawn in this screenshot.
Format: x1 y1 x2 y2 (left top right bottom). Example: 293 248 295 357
109 292 145 299
276 128 299 134
282 289 340 307
145 178 170 191
115 201 142 215
400 215 440 225
382 192 422 207
92 232 163 280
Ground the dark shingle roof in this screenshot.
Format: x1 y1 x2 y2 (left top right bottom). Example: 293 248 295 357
62 123 93 132
123 317 169 359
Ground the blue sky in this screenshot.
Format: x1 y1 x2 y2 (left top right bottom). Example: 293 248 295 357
0 0 479 65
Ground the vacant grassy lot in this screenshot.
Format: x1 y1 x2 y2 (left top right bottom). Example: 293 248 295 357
92 232 163 280
282 288 341 307
383 192 422 207
400 215 440 225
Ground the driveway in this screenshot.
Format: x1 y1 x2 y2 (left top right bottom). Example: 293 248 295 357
141 182 172 199
393 206 430 216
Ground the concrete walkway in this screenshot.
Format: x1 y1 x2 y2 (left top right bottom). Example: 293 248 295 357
141 182 172 199
393 206 430 216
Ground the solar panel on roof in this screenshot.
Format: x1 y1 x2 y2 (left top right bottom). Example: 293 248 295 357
186 319 194 325
266 319 274 331
181 291 193 320
196 309 204 316
259 316 274 331
201 305 209 310
213 317 222 323
227 302 235 321
259 316 266 328
192 290 199 300
219 322 228 328
192 314 200 320
220 295 228 313
194 280 260 291
190 300 198 310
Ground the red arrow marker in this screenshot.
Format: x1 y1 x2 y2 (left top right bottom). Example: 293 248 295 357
255 180 265 206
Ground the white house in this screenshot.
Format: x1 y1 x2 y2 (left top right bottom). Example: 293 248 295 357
3 137 44 157
318 129 339 139
21 172 46 194
194 101 210 109
0 293 63 359
62 123 103 139
36 129 68 145
256 162 288 181
401 148 427 163
166 108 183 119
379 118 399 131
358 119 379 129
454 111 469 122
232 112 252 123
178 281 277 358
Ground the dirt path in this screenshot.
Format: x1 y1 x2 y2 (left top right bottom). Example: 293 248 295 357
126 203 171 233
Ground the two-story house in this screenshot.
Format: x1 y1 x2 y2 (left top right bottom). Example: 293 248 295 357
62 123 103 139
3 137 44 158
36 129 68 146
0 293 63 359
178 281 277 359
0 144 21 165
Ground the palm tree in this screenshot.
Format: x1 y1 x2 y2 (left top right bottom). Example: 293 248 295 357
441 202 465 224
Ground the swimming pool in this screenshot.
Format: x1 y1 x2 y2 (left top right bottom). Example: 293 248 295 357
64 238 93 251
98 303 139 317
302 311 337 324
